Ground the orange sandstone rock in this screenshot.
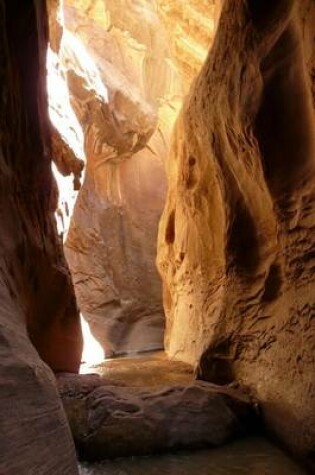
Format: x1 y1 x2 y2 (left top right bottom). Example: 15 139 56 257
158 0 315 467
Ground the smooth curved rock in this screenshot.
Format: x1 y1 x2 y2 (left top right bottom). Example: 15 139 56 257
0 1 80 472
157 0 315 467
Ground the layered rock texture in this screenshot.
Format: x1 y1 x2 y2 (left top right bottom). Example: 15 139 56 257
157 0 315 467
3 0 314 471
48 0 218 356
58 367 257 460
0 1 80 473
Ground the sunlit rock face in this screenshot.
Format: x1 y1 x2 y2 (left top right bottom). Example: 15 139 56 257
158 0 315 467
0 1 80 473
158 0 221 90
49 0 217 356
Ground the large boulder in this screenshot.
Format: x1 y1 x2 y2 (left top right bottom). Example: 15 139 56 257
58 373 257 460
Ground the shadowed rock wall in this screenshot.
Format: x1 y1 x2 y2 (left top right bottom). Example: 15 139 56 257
158 0 315 466
0 0 81 472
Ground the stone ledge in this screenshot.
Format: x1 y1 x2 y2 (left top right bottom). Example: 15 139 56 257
58 373 258 461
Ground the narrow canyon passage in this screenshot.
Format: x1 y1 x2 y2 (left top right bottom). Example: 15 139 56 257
47 0 219 360
1 1 315 474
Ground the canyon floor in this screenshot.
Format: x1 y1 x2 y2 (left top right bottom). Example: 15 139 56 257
74 353 306 474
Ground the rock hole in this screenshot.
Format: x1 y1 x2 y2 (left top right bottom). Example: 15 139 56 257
165 210 176 245
262 263 282 302
188 156 196 166
196 340 235 385
227 198 260 273
187 156 197 189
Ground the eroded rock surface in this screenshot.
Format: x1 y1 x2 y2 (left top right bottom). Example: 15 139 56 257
58 372 257 461
157 0 315 466
59 0 170 356
48 0 218 356
0 1 80 473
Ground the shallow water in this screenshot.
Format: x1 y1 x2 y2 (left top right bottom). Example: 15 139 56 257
78 436 305 475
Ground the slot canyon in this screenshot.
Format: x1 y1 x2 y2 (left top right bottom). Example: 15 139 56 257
0 0 314 474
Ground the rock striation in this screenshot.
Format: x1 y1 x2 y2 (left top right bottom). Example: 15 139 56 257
157 0 315 467
2 0 314 471
0 1 81 473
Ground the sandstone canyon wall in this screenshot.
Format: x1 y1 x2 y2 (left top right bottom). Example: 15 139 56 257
0 1 80 473
50 0 217 356
62 0 168 356
158 0 315 466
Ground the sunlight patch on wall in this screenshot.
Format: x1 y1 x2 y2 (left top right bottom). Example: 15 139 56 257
47 29 112 240
80 314 105 374
47 45 85 161
62 30 109 103
52 162 79 239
